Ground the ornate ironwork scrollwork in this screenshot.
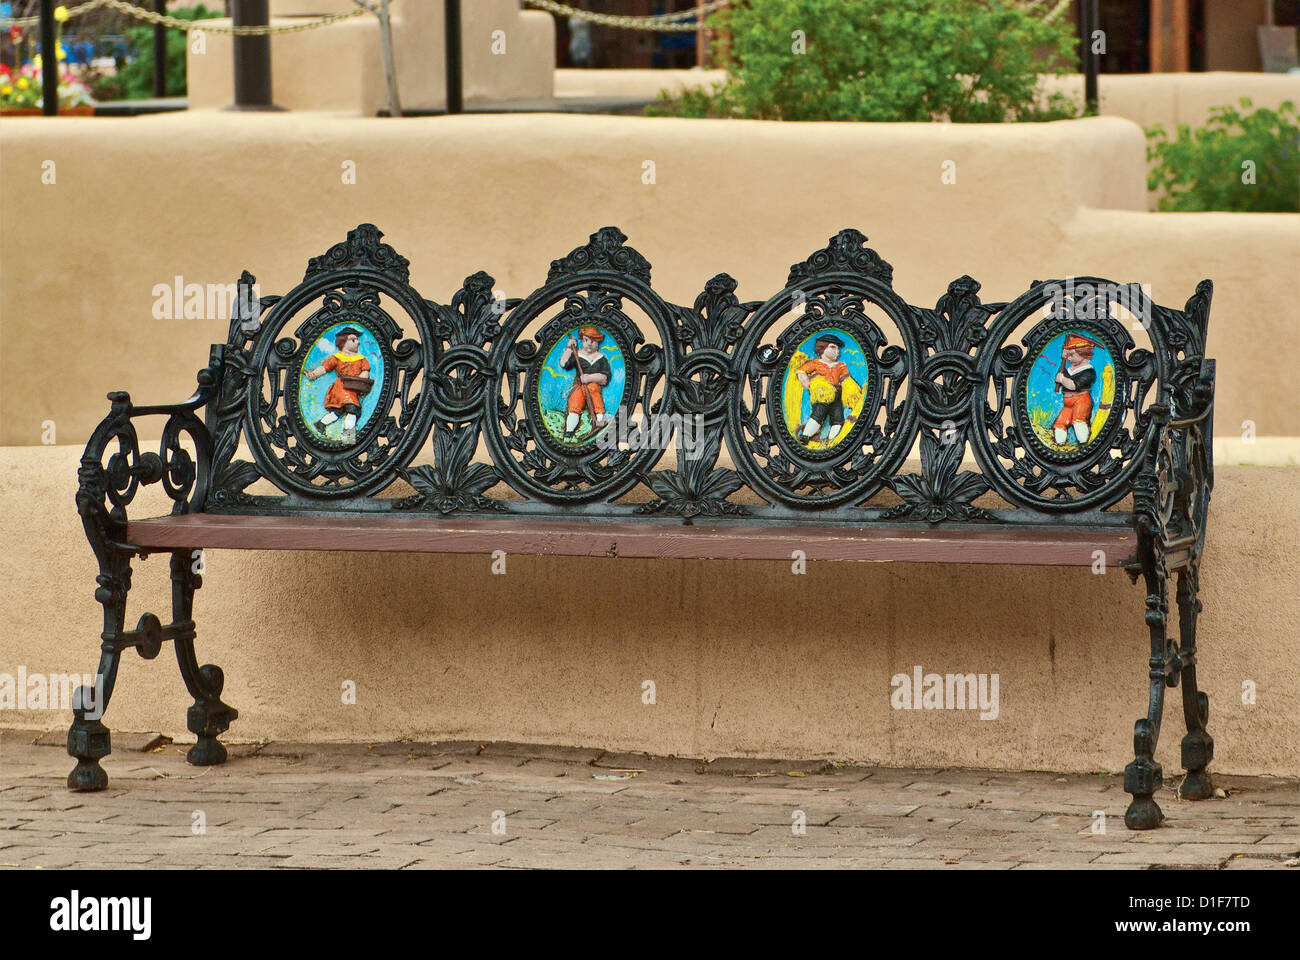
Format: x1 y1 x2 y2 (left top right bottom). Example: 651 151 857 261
722 233 918 511
172 225 1215 530
237 228 440 502
479 229 676 505
967 279 1166 513
68 221 1217 545
70 380 221 790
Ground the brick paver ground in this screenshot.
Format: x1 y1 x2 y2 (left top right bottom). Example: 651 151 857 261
2 731 1296 869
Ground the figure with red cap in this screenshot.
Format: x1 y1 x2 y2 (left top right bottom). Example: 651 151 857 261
304 326 371 445
1052 332 1098 446
560 327 612 441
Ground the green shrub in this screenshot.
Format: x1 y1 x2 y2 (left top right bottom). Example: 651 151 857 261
648 0 1080 122
1145 99 1300 212
113 4 221 99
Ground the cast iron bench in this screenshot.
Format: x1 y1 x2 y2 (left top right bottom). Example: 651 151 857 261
71 225 1216 830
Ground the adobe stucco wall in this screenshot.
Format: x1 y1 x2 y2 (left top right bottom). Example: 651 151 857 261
1 111 1295 445
1 109 1296 773
1 445 1296 776
186 0 556 114
1038 71 1300 130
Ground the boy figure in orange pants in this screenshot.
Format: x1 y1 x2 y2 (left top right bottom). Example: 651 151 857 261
560 327 612 440
304 327 369 445
1053 332 1098 446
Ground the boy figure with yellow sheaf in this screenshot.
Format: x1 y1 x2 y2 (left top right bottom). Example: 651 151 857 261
304 327 369 445
797 334 850 444
1053 332 1098 446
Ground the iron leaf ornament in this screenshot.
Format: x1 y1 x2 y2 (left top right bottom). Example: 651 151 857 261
398 424 502 514
883 431 994 523
638 431 747 522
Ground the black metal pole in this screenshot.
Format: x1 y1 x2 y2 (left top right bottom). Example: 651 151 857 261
230 0 273 109
39 0 57 115
444 0 462 114
153 0 167 98
1081 0 1099 115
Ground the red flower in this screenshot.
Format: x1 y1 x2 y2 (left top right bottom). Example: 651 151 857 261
9 26 22 43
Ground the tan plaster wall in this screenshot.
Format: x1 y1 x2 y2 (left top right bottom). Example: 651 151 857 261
186 1 556 113
1038 71 1300 130
185 18 380 113
554 67 727 99
1 444 1296 775
1 110 1296 450
1 108 1296 771
272 0 364 14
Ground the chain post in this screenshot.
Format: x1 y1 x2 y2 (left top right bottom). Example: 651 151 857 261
230 0 276 110
152 0 166 97
444 0 462 115
378 0 401 117
39 0 57 114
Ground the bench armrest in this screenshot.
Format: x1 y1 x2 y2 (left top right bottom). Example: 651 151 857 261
76 365 218 553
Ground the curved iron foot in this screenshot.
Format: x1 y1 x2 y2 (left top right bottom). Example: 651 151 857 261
185 664 237 766
1124 718 1165 829
1179 691 1215 799
67 557 130 791
1124 532 1172 830
66 701 111 792
1176 568 1215 800
172 552 237 767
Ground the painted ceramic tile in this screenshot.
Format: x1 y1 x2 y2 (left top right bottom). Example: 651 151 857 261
1024 330 1116 455
782 328 869 451
299 322 384 446
538 325 626 444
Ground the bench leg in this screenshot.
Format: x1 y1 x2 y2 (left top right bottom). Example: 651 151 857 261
67 554 131 791
170 551 238 765
1124 540 1171 830
1175 564 1215 800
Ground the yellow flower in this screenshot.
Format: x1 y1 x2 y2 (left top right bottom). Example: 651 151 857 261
31 53 41 67
54 6 70 22
16 77 28 89
2 85 11 96
57 47 66 60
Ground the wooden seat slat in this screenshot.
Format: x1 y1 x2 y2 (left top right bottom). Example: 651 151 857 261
128 513 1134 566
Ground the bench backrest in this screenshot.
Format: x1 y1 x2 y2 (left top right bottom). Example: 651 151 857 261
186 224 1213 535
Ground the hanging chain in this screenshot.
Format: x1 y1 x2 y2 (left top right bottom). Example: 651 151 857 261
3 1 106 28
522 0 730 33
2 0 396 35
3 0 1072 36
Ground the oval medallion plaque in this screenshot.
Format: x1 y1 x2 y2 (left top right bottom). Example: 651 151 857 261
1017 327 1118 460
296 321 387 449
777 326 871 454
534 324 627 449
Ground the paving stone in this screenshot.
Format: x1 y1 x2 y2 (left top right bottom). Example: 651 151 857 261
882 859 1017 870
482 742 606 765
1222 856 1296 870
2 738 1295 869
1006 848 1104 865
